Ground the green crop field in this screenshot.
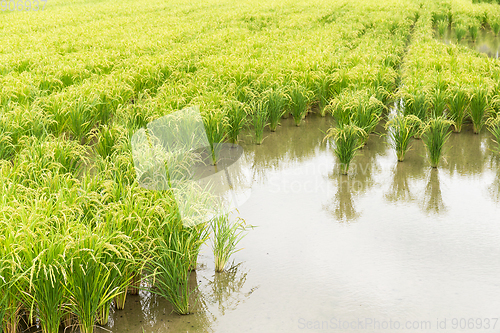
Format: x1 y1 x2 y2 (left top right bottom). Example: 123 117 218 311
1 0 500 332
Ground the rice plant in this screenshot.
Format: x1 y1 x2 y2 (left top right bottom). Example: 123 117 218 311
454 24 468 42
431 88 447 118
68 97 98 144
265 88 287 131
422 117 453 168
18 233 69 333
468 22 479 42
288 83 310 126
486 114 500 153
143 216 208 315
211 212 247 273
65 231 130 333
403 91 429 122
223 100 247 145
469 87 490 134
385 114 423 162
323 124 366 175
446 88 470 132
350 96 382 145
314 74 334 116
250 97 269 145
92 124 123 159
437 19 448 36
202 109 226 165
489 15 500 36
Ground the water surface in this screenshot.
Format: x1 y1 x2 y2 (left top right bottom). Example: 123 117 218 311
98 115 500 333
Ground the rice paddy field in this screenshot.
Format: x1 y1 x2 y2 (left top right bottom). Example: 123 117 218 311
2 0 500 332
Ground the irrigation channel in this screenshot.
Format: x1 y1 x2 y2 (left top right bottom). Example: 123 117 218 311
81 114 500 333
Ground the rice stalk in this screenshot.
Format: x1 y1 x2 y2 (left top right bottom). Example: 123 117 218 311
223 100 247 145
288 83 310 126
250 97 269 145
265 88 287 131
323 124 366 175
486 114 500 153
211 212 247 273
202 109 226 165
469 86 491 134
446 88 470 132
385 114 423 162
422 117 453 168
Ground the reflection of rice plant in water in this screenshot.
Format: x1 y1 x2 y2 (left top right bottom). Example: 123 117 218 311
446 88 470 132
469 87 490 134
324 124 366 175
211 212 248 272
223 100 247 145
386 114 423 162
423 169 446 214
422 117 453 168
250 97 269 145
266 88 287 132
288 83 310 126
486 114 500 152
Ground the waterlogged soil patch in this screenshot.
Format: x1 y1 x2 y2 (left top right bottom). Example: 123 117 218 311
81 115 500 333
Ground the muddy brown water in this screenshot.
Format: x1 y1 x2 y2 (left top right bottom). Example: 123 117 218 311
24 114 500 333
436 26 500 58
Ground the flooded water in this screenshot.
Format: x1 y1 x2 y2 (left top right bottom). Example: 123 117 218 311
97 115 500 333
436 27 500 58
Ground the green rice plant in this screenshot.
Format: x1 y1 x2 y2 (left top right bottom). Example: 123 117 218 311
288 83 310 126
65 230 130 333
250 97 269 145
488 15 500 36
350 96 382 145
265 88 287 131
17 233 69 333
314 74 335 116
446 88 470 133
403 91 429 122
143 216 208 315
223 100 247 145
385 114 423 162
431 88 447 118
202 109 226 165
469 86 491 134
0 129 15 161
486 114 500 152
68 97 98 144
92 124 124 159
328 96 350 127
422 117 453 168
211 212 247 272
323 124 366 175
437 19 448 36
468 22 479 42
454 23 468 42
0 220 26 333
